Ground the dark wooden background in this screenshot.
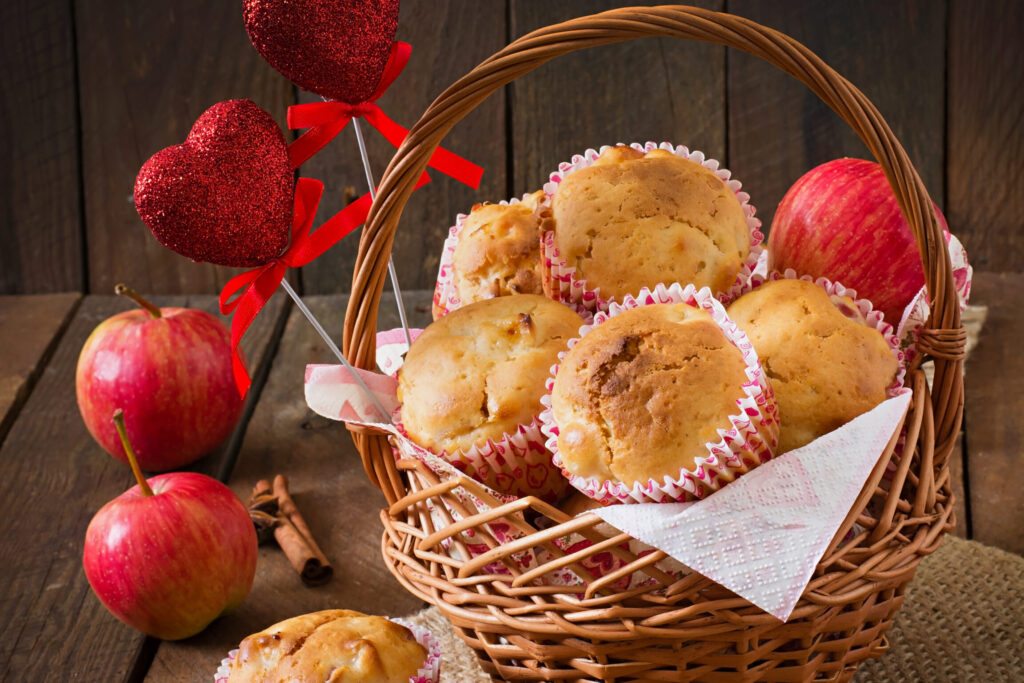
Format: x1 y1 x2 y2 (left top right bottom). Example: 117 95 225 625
3 0 1022 297
1 2 1023 681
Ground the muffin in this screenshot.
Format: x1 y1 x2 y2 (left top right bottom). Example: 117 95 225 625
401 294 582 455
548 145 754 302
447 191 547 310
550 301 750 489
398 294 583 501
727 277 900 453
225 610 428 682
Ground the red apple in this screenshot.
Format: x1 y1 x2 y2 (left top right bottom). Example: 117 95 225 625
76 284 242 471
768 158 948 325
83 410 257 640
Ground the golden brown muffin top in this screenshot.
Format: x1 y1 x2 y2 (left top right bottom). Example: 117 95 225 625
449 191 547 311
727 278 898 453
551 303 748 487
399 294 583 455
227 609 425 683
551 146 750 300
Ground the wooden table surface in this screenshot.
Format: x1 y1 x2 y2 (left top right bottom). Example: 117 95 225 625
0 276 1017 682
2 1 1022 680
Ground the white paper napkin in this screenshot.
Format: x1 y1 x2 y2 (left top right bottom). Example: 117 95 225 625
592 390 912 621
375 327 422 376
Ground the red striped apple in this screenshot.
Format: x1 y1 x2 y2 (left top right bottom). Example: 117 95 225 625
76 284 242 471
83 411 257 640
768 158 949 326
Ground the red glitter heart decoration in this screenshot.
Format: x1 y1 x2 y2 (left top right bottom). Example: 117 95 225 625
244 0 400 103
134 99 293 268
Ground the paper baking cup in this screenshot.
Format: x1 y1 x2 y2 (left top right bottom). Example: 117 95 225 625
390 618 443 683
735 269 907 395
214 617 442 683
539 282 780 505
394 414 569 504
540 141 764 315
432 193 552 320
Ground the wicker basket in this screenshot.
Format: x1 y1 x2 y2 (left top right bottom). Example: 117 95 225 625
342 6 966 681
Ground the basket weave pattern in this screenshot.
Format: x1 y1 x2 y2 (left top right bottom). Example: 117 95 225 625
342 7 966 681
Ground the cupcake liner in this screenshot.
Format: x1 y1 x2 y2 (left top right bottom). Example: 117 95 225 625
214 617 441 683
394 413 569 505
214 650 237 682
431 193 553 320
540 141 764 314
736 269 907 396
390 618 443 683
539 282 780 505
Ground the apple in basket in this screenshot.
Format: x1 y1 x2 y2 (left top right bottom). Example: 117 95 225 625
76 284 242 471
768 157 949 326
82 410 257 640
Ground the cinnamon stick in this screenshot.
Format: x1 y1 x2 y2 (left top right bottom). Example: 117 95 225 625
272 475 333 586
246 477 332 585
247 479 279 544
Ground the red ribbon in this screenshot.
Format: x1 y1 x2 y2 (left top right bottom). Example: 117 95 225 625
287 42 484 189
219 178 371 395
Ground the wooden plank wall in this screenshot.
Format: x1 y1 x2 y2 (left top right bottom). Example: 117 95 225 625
3 0 1020 298
0 1 83 293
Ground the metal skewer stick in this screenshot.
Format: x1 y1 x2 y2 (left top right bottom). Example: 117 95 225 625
352 117 413 350
280 278 393 423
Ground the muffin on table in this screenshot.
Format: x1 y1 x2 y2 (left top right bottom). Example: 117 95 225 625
225 610 428 682
727 277 900 453
399 294 584 501
548 145 753 301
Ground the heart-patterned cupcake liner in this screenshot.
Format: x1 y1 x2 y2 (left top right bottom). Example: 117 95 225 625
540 141 764 316
539 282 780 505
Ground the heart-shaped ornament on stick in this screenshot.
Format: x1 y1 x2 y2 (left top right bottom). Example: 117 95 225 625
134 99 293 268
243 0 400 103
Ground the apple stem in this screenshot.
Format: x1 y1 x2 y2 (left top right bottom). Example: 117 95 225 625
112 409 154 497
114 283 162 319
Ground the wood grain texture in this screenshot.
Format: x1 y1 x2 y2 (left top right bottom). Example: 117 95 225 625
299 0 507 294
0 293 80 443
727 0 946 233
963 273 1024 555
947 0 1024 271
0 0 83 294
0 294 285 682
144 291 433 682
510 0 726 196
75 0 294 295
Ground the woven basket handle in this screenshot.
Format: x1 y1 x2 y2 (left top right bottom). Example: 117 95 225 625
343 5 964 502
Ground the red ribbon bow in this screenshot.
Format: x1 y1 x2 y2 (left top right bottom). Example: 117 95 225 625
219 178 371 395
286 41 484 189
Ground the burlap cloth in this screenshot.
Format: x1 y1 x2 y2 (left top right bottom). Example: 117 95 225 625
406 535 1024 682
